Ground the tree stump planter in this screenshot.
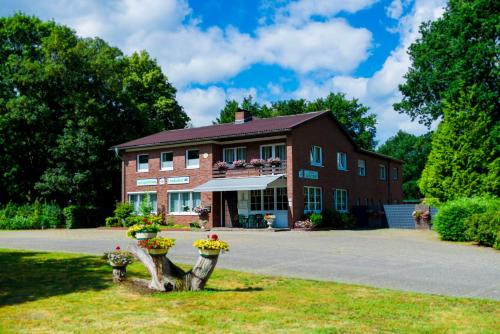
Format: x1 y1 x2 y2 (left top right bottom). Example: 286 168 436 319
110 264 127 283
129 244 219 292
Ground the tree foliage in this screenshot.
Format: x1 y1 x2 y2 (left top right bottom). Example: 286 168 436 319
394 0 499 126
0 14 188 210
215 93 377 149
419 87 499 201
377 131 432 199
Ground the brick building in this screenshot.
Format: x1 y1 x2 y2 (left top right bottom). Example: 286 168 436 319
112 110 403 228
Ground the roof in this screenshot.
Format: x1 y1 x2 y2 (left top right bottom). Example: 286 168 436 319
112 111 327 149
193 175 284 192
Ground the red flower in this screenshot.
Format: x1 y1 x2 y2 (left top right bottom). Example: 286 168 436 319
210 234 218 241
142 218 148 223
115 246 121 250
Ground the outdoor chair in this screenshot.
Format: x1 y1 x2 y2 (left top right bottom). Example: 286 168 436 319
238 214 248 228
247 214 257 228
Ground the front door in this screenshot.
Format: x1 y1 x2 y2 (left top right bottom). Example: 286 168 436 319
222 191 238 227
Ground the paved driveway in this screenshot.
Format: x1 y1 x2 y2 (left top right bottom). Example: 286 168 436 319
0 229 499 300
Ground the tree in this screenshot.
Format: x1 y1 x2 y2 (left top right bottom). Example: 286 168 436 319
419 87 499 201
394 0 499 126
377 131 432 199
215 93 377 149
0 14 188 211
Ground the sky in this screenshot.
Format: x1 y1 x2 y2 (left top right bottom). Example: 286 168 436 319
1 0 447 143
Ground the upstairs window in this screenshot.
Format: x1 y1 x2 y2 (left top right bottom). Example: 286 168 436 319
260 144 286 161
334 189 348 212
358 160 366 176
392 167 398 180
310 146 323 166
186 149 199 169
223 147 246 163
161 152 173 170
137 154 149 172
337 152 347 171
379 165 387 180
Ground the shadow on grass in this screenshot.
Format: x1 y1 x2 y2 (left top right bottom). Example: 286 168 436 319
0 251 111 307
205 287 263 292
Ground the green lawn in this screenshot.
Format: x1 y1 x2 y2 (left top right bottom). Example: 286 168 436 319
0 250 498 334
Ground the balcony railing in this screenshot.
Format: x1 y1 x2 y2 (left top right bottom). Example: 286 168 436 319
212 161 287 178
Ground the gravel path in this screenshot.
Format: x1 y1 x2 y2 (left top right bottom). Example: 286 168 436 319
1 228 499 300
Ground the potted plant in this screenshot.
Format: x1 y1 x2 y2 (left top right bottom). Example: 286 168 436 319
105 246 134 267
422 210 431 227
412 210 423 225
267 157 281 167
294 219 313 230
127 218 161 240
193 234 229 257
232 160 246 168
264 213 276 228
214 161 229 170
138 237 175 255
249 158 265 167
194 206 210 229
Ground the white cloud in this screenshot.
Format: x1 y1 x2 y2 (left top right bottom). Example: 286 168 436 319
386 0 404 19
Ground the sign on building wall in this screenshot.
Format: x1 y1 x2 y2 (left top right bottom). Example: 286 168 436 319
298 169 319 180
167 176 190 185
137 178 158 186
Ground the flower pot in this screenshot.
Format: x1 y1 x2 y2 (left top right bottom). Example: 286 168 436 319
198 249 220 257
109 260 127 268
135 231 157 240
266 219 275 229
148 248 168 255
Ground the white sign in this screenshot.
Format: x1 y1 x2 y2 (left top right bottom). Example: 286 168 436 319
159 178 165 185
137 178 158 186
167 176 190 185
298 169 319 180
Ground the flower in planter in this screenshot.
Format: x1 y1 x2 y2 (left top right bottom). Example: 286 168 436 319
127 221 161 239
193 234 229 252
105 246 134 266
267 157 281 166
214 161 229 170
138 237 175 250
232 160 246 168
210 234 218 240
412 210 423 224
194 206 209 215
264 214 276 220
249 158 265 167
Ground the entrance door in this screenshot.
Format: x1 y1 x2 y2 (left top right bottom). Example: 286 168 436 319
222 191 238 227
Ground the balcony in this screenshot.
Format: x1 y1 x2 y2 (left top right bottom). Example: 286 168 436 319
212 161 287 178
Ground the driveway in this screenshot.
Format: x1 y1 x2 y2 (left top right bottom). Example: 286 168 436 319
0 228 499 300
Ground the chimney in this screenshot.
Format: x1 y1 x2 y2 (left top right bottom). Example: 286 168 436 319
235 108 252 124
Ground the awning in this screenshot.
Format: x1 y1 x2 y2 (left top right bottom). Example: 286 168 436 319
193 175 284 192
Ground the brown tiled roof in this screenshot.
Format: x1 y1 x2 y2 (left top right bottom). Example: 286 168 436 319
113 111 328 149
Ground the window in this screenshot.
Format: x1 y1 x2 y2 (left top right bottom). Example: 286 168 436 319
168 192 201 214
392 167 398 180
334 189 348 212
276 188 288 210
379 165 387 180
263 188 274 210
161 152 173 170
310 146 323 166
223 147 246 163
358 159 366 176
337 152 347 171
304 187 322 213
137 154 149 172
128 192 157 214
250 190 262 211
186 149 199 168
260 144 286 161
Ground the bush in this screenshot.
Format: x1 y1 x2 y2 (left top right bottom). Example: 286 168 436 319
64 205 99 229
114 202 134 224
434 197 500 241
494 232 500 250
105 216 121 227
465 211 500 247
309 213 323 227
40 203 63 228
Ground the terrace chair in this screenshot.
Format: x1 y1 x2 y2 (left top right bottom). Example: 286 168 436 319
247 214 257 229
255 214 264 228
238 214 248 228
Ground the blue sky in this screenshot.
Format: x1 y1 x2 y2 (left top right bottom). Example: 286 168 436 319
1 0 446 143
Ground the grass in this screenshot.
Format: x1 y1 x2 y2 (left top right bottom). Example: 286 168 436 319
0 250 498 334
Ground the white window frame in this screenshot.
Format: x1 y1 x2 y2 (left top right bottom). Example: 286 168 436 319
379 165 387 180
260 143 286 161
310 145 323 167
249 187 288 212
168 190 201 215
185 149 200 169
160 151 173 171
334 189 348 212
337 152 347 171
127 191 157 214
304 186 322 213
223 146 246 163
392 167 398 181
136 154 149 172
358 159 366 176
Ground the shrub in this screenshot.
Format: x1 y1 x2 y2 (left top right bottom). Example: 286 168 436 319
40 203 63 228
114 202 134 224
465 211 500 247
105 216 121 227
166 215 175 226
9 216 34 229
64 205 99 229
309 213 323 227
494 232 500 250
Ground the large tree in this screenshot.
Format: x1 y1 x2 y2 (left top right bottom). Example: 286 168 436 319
377 131 433 199
0 14 188 210
394 0 499 126
215 93 377 149
419 87 499 201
